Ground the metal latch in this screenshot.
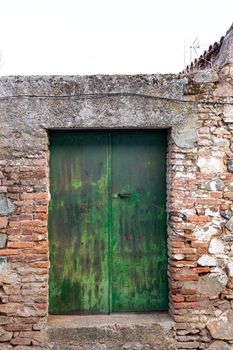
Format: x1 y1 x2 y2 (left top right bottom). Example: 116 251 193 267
118 193 131 199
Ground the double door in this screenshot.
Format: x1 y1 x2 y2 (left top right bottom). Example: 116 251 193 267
49 130 167 314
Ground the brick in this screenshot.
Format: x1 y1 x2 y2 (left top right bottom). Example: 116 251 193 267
195 198 221 205
9 220 46 228
171 294 185 302
0 217 8 228
170 241 186 248
34 213 48 220
224 191 233 199
20 166 46 172
10 337 32 345
174 274 199 281
7 242 34 248
171 248 197 255
5 324 33 331
191 242 209 248
185 295 208 302
179 289 197 295
187 215 210 223
0 249 22 255
174 302 200 309
191 267 210 273
34 206 47 212
21 193 48 200
31 262 49 268
170 261 197 268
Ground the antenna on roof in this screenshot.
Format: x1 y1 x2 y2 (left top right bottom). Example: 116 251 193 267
190 36 200 64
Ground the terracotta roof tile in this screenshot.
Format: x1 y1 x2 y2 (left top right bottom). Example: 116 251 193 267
182 23 233 73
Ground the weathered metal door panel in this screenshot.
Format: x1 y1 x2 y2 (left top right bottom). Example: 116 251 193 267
111 132 168 311
49 132 109 314
49 130 167 314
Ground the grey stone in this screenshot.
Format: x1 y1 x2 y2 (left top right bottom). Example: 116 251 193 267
209 238 225 254
227 158 233 173
220 211 232 220
0 234 7 248
195 225 220 242
193 69 219 83
222 235 233 242
197 156 224 173
227 262 233 277
210 271 228 287
0 257 7 265
197 274 226 299
205 180 225 191
83 344 107 350
223 105 233 123
207 310 233 340
0 316 11 325
48 315 176 350
0 196 15 215
198 255 217 266
207 340 230 350
0 344 13 350
0 75 194 157
172 115 199 148
0 326 13 342
0 262 19 285
226 218 233 231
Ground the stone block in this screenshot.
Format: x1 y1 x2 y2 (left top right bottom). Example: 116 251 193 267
194 226 219 242
198 255 217 266
0 234 7 248
227 262 233 277
193 69 219 83
227 158 233 173
197 156 224 173
172 115 199 148
226 217 233 231
0 303 37 317
205 180 225 191
0 326 13 342
0 261 19 285
0 196 15 215
207 310 233 340
223 105 233 123
207 340 230 350
209 238 225 254
0 217 8 229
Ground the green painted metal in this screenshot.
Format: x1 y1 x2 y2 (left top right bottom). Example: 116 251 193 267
49 133 110 314
49 131 168 314
111 132 168 311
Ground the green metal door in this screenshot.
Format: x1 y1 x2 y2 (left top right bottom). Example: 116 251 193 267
49 133 109 314
49 131 168 314
111 132 167 311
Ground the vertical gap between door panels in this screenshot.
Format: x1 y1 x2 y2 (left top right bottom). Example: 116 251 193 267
108 132 112 314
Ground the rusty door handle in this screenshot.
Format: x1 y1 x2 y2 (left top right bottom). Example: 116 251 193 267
118 193 131 199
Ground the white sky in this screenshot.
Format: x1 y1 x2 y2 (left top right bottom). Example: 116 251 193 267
0 0 232 75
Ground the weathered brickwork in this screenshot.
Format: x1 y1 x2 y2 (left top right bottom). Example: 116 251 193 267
0 24 232 350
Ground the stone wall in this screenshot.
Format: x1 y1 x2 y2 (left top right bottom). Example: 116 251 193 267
0 25 232 350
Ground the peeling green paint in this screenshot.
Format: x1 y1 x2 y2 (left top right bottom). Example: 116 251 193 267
49 131 168 314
